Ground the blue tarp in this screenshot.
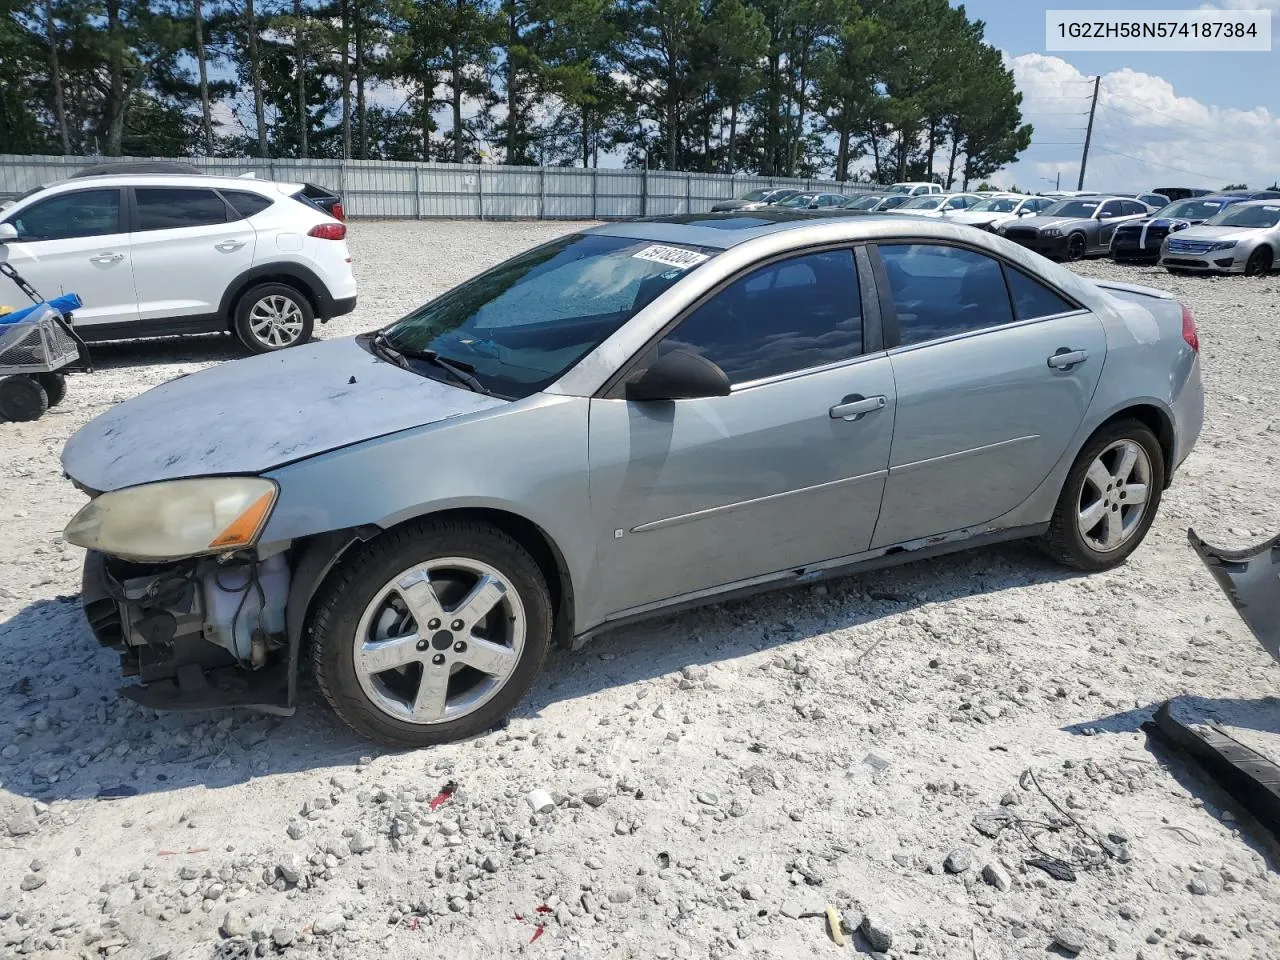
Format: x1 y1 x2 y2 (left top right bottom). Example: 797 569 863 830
0 293 82 325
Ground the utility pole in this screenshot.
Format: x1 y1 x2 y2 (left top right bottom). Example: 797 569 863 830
1078 75 1100 190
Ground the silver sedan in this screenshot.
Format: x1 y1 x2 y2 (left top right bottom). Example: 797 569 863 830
1160 200 1280 275
61 213 1204 746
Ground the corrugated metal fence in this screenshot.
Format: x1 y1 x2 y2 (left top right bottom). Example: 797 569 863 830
0 154 881 220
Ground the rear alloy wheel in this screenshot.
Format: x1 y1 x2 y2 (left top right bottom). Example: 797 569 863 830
0 375 49 422
1040 420 1165 570
1244 246 1273 276
1065 233 1087 261
233 283 314 353
311 519 552 747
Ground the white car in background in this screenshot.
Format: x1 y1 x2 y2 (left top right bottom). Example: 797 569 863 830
885 193 984 217
885 182 944 196
0 172 357 352
947 194 1057 231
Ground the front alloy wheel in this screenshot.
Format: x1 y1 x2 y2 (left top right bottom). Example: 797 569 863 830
311 519 552 747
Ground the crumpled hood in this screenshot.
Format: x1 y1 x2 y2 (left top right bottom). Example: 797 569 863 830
62 336 507 492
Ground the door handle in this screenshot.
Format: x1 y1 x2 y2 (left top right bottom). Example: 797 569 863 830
830 394 887 421
89 252 124 264
215 239 246 252
1047 348 1088 370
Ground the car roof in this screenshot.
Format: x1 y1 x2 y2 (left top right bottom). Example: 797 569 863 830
588 212 892 249
1232 198 1280 208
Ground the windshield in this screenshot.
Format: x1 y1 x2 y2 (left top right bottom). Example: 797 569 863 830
900 196 945 210
1157 198 1229 220
1043 199 1100 218
844 194 885 209
776 194 816 208
380 233 715 399
740 189 770 202
876 195 910 210
1207 204 1280 228
885 184 916 194
969 197 1020 213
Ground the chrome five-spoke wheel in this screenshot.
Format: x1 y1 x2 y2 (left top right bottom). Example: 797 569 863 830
354 559 525 725
1076 439 1151 553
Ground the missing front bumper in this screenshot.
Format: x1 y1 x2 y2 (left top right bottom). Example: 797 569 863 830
81 550 293 714
1188 528 1280 665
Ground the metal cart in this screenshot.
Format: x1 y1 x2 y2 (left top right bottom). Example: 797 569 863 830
0 259 92 422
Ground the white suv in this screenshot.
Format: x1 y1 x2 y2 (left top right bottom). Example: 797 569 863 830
0 173 357 352
886 182 943 196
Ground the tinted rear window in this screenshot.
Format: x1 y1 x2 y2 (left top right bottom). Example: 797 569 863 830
135 188 230 230
221 190 274 218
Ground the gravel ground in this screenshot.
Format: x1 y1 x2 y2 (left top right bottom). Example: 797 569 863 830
1 220 1278 960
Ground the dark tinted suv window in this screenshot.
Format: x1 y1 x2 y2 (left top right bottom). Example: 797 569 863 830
135 188 229 231
657 250 863 384
879 244 1013 345
9 189 121 241
220 190 274 218
1005 268 1076 320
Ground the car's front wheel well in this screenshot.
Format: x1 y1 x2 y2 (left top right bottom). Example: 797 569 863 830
360 508 574 645
1096 405 1175 487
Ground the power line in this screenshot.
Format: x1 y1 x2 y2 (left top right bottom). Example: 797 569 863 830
1092 104 1251 168
1090 144 1227 183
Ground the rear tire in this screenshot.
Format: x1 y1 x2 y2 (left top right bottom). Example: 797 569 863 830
310 519 553 748
1245 246 1273 276
1040 419 1165 571
0 375 49 422
233 283 314 353
37 372 67 407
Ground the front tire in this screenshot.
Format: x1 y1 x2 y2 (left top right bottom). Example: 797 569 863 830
233 283 314 353
1040 419 1165 571
1245 246 1273 276
0 375 49 422
1065 233 1087 261
310 519 553 748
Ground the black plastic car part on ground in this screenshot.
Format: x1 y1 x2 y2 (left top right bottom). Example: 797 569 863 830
1188 528 1280 664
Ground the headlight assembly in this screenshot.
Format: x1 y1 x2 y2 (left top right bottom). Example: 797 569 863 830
64 477 278 562
1041 228 1061 238
1207 240 1237 252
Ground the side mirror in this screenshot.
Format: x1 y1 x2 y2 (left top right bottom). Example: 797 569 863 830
0 222 17 243
626 349 731 402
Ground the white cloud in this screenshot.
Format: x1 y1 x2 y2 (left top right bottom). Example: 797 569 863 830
992 53 1280 193
1199 0 1279 12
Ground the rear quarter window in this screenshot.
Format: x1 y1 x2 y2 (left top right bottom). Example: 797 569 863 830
220 190 274 218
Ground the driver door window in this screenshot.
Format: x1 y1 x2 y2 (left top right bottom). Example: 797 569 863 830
653 249 863 384
9 189 121 241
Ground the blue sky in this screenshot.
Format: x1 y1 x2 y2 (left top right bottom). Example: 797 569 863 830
963 0 1280 192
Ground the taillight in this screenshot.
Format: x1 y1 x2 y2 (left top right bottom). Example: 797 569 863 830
308 223 346 241
331 202 345 222
1181 304 1199 353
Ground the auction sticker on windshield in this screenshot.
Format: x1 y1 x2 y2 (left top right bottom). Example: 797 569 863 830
632 245 710 269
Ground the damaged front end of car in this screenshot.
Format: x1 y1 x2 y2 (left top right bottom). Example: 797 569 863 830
1188 528 1280 665
67 476 301 714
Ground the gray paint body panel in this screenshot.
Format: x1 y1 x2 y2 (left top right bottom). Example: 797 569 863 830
62 213 1203 638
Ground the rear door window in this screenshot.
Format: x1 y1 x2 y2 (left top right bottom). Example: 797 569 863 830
878 244 1014 346
135 188 230 231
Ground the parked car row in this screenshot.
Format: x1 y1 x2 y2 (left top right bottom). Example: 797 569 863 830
709 183 1278 275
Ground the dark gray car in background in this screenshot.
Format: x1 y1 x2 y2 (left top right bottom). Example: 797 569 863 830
998 196 1155 260
710 188 801 212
